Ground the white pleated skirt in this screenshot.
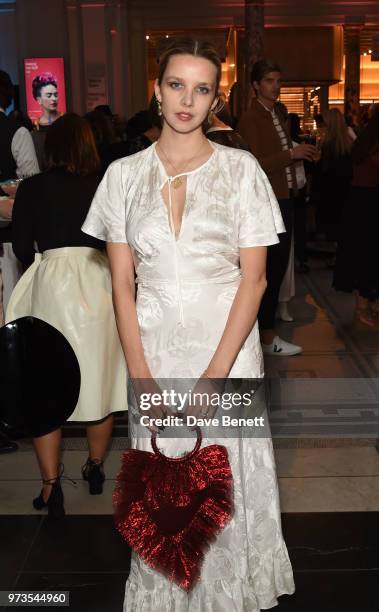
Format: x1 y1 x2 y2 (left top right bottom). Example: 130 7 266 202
6 246 127 422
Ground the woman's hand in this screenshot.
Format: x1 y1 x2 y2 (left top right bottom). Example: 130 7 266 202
131 377 168 433
0 197 14 220
184 373 226 427
1 183 19 198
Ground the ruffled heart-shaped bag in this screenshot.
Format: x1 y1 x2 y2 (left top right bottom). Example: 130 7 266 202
113 426 234 591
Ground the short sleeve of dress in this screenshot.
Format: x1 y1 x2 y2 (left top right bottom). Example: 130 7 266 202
238 153 286 248
81 161 128 243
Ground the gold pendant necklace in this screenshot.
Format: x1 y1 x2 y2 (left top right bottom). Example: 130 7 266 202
172 176 183 189
157 142 207 188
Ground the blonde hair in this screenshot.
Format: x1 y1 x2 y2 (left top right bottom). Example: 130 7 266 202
323 108 352 158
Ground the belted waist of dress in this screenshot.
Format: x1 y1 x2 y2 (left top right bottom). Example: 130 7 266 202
40 246 105 261
136 273 241 287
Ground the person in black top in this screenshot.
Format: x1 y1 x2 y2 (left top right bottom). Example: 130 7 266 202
8 109 34 132
206 101 249 151
313 109 353 246
85 109 130 175
11 165 103 266
124 98 161 156
7 114 127 517
333 112 379 328
0 70 39 292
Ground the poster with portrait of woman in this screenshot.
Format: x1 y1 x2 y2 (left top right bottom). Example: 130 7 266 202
24 58 67 127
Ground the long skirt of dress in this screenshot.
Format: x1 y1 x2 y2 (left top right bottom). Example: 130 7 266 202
6 246 127 422
123 280 295 611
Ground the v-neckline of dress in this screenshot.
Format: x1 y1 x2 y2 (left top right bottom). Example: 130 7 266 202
153 141 216 242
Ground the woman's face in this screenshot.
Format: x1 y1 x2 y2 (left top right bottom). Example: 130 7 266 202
38 84 58 113
154 54 218 134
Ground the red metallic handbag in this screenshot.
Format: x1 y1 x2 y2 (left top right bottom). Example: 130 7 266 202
113 426 234 591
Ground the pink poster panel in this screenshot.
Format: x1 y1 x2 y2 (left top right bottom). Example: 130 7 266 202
24 58 67 123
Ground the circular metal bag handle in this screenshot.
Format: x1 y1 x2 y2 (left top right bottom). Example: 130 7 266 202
150 414 202 462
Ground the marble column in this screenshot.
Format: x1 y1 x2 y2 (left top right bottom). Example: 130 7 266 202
66 0 86 115
104 0 129 117
126 5 148 117
234 30 246 120
244 0 265 111
344 26 361 125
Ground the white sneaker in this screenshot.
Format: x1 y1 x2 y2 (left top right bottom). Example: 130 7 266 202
261 335 302 356
276 301 294 322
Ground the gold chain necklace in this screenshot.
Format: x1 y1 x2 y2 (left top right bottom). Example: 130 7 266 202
157 142 207 189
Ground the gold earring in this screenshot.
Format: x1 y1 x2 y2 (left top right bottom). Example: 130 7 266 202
156 99 162 116
207 108 214 123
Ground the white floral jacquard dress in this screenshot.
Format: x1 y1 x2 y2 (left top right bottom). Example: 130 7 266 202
82 141 295 611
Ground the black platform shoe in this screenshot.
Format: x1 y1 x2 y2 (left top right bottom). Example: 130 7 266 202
82 458 105 495
33 476 65 519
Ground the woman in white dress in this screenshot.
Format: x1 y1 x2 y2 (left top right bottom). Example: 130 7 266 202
82 38 295 611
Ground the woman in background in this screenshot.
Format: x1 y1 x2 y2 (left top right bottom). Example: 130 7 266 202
124 96 161 156
313 109 352 250
333 111 379 328
6 114 127 517
206 97 249 150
